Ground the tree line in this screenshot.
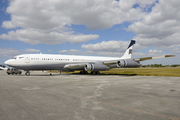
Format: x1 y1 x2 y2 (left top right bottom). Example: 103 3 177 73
141 64 180 68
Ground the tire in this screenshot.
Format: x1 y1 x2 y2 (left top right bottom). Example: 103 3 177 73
80 71 87 74
91 71 96 75
25 72 30 76
96 71 100 75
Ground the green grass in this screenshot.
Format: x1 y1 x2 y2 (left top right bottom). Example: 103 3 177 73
100 68 180 77
49 67 180 77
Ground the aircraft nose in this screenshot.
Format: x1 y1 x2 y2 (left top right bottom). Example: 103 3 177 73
4 60 11 66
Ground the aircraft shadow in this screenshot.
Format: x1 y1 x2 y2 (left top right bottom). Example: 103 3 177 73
17 73 137 76
71 73 137 76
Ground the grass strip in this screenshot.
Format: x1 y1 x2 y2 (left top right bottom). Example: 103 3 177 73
100 68 180 77
49 67 180 77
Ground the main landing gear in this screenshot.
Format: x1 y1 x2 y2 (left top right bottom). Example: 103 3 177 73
25 71 30 76
80 71 100 75
91 71 100 75
80 71 88 74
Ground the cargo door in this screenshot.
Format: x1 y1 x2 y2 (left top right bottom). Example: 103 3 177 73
25 55 30 63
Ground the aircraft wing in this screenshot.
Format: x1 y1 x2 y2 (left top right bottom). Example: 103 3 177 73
133 55 175 62
103 60 117 66
63 55 175 70
64 63 86 69
0 67 8 70
103 55 175 66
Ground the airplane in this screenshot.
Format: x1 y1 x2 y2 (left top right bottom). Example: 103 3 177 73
0 65 8 71
4 40 175 76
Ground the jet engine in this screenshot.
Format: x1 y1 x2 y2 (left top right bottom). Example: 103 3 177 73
116 59 140 68
116 60 126 67
84 63 109 71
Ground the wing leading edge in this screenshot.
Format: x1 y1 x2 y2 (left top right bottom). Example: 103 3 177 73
133 55 175 62
64 64 86 69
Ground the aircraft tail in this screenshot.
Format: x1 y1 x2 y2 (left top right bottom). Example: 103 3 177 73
121 40 136 59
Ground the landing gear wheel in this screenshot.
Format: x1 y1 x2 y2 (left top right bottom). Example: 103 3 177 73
91 71 96 75
91 71 100 75
25 71 30 76
96 71 100 75
80 71 88 74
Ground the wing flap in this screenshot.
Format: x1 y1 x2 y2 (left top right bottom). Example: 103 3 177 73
103 61 117 65
134 55 175 62
64 64 86 69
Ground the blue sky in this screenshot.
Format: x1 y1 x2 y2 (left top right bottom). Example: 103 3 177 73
0 0 180 65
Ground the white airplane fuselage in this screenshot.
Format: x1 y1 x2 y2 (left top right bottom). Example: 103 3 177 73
5 54 127 71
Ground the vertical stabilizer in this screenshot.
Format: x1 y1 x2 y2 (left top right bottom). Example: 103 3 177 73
121 40 136 59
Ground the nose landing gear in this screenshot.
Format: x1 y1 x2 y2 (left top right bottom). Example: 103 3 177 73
25 71 30 76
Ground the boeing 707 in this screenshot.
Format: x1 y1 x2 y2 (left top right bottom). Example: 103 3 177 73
4 40 175 76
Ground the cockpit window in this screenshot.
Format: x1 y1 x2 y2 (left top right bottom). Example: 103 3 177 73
19 57 24 59
12 57 17 59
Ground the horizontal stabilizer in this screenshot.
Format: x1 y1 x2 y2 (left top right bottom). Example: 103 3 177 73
134 55 175 62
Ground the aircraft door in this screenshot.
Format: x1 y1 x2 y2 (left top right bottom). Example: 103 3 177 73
25 55 30 63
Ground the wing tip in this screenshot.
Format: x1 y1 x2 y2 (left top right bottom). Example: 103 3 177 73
165 55 176 57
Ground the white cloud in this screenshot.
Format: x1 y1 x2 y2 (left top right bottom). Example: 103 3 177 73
119 0 157 11
128 0 180 50
133 52 147 57
149 49 162 54
58 50 68 53
2 0 155 30
25 49 41 53
82 40 142 52
59 49 82 55
58 49 121 57
58 47 146 58
82 41 128 52
0 29 99 45
1 0 179 60
170 46 180 54
0 0 156 44
0 48 42 58
80 40 146 57
0 48 21 57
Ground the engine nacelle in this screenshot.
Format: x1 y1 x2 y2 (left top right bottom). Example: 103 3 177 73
85 63 109 71
116 60 126 67
117 59 140 68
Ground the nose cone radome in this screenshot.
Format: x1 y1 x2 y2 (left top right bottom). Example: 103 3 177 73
4 60 9 65
4 60 13 66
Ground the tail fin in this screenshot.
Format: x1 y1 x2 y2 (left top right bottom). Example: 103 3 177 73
121 40 136 59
